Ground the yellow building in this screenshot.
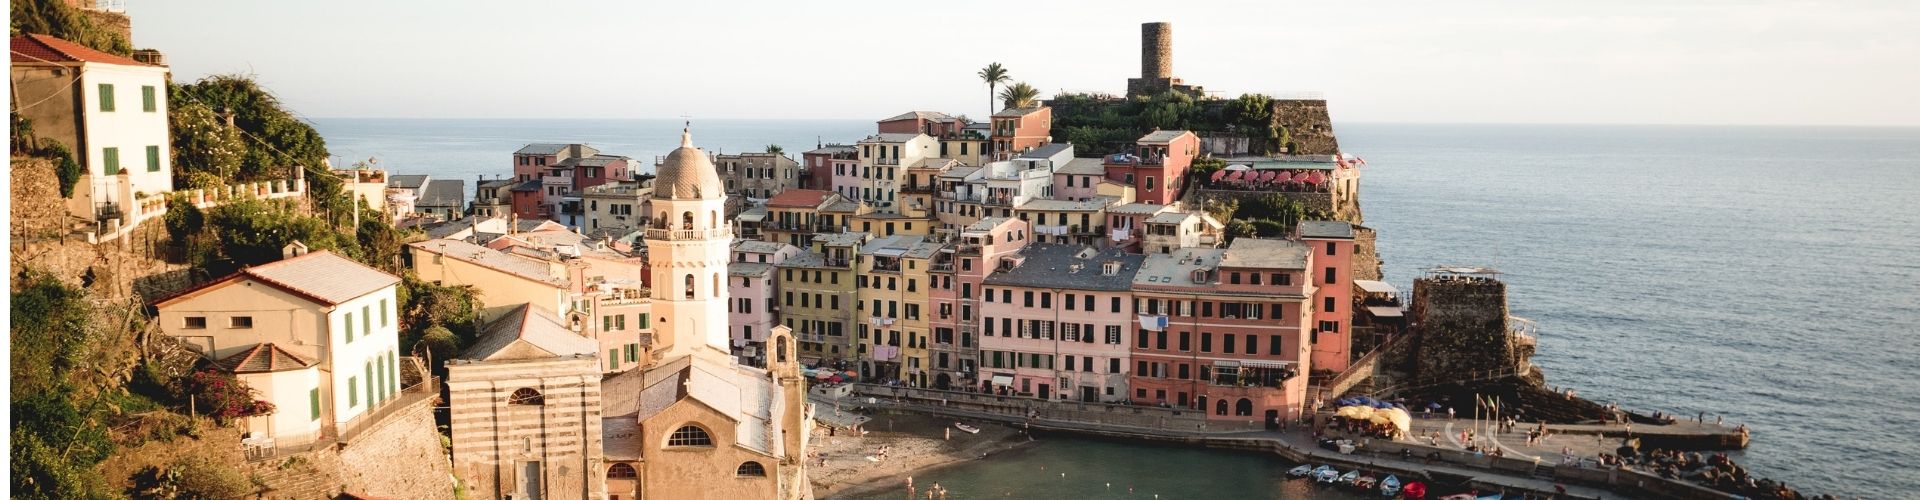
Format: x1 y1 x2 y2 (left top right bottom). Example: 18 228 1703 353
776 231 869 365
761 189 864 248
1015 196 1125 247
850 211 934 239
407 238 579 322
856 235 941 386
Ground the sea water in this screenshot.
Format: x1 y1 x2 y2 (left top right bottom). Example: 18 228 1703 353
312 119 1920 498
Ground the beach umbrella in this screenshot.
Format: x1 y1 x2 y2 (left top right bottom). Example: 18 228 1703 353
813 371 833 379
1259 171 1278 183
1291 172 1312 182
1224 171 1245 182
1209 169 1227 182
1307 171 1327 184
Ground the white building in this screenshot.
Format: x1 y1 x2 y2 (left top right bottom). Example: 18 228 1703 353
10 33 174 233
152 245 405 446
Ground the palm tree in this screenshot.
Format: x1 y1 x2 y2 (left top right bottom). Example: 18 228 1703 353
999 82 1040 110
764 144 784 155
978 62 1011 114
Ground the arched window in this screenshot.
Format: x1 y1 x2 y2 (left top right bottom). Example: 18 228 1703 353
1236 398 1254 417
682 211 694 230
657 212 668 229
1215 399 1229 416
776 335 789 363
736 461 767 477
684 274 695 299
508 388 544 405
607 463 637 478
668 425 713 447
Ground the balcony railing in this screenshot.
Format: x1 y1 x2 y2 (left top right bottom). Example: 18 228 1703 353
983 196 1014 207
644 227 734 240
823 258 851 268
1071 225 1107 235
900 184 936 194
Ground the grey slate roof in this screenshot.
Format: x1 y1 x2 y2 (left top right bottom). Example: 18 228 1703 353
1057 158 1107 175
388 174 430 190
241 251 401 305
1139 130 1192 144
459 304 597 361
515 143 570 156
1134 248 1227 288
510 179 543 192
1017 197 1116 212
1219 238 1309 269
983 244 1144 291
729 262 774 277
860 133 927 144
408 239 570 287
814 231 868 248
1016 143 1073 159
418 179 466 208
1297 220 1354 239
733 240 789 255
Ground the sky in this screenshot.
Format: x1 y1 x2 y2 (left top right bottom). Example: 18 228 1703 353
127 0 1920 126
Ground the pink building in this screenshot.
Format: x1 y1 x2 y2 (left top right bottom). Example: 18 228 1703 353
1299 221 1357 373
1104 202 1177 253
978 244 1144 402
802 145 860 195
1051 158 1110 202
510 143 631 222
1129 238 1316 423
1103 130 1197 205
927 217 1030 390
876 111 965 137
729 240 801 366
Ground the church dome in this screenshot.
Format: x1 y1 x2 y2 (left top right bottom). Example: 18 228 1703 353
653 129 725 201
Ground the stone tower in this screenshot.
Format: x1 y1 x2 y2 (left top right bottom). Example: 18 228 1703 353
1141 22 1173 80
646 126 735 359
1127 22 1200 97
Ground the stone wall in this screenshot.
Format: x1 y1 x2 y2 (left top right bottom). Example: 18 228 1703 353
1352 225 1382 281
1271 100 1340 155
243 394 454 499
1409 277 1515 379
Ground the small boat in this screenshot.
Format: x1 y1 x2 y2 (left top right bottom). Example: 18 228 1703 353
1286 464 1314 478
1338 470 1361 485
1475 495 1504 500
1438 494 1477 500
1312 466 1340 484
1404 481 1428 499
953 422 981 434
1353 474 1377 490
1380 475 1402 497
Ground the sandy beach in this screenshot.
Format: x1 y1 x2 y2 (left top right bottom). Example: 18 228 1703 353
809 410 1028 499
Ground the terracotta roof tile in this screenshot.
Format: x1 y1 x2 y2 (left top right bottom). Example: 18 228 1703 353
213 343 317 373
10 33 149 66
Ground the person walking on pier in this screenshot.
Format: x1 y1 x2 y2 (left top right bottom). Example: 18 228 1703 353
1448 407 1456 420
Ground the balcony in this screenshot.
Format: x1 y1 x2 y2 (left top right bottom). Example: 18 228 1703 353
929 262 955 272
644 227 734 240
983 195 1014 207
900 184 936 194
954 242 982 255
822 257 851 268
1071 225 1107 235
870 262 901 274
94 202 123 222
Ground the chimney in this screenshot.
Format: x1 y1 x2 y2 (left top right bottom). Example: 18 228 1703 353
282 240 310 259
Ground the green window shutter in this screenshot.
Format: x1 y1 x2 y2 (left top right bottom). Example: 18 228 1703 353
626 344 637 362
609 349 620 370
616 315 626 329
102 147 119 175
638 313 649 329
98 83 114 111
348 377 359 407
146 145 159 172
345 312 354 342
362 306 371 337
310 388 321 420
142 85 156 112
365 362 374 407
379 299 389 326
603 316 611 331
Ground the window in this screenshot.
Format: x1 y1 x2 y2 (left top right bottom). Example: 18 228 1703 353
345 312 355 341
1325 267 1336 284
1111 297 1122 313
1324 297 1336 313
362 305 371 335
309 388 320 420
1201 332 1213 352
230 316 254 328
146 145 160 172
347 376 359 407
608 463 638 478
1270 335 1283 355
1326 242 1337 255
1276 273 1291 285
98 83 115 111
103 147 120 175
509 388 545 405
1246 334 1259 354
141 85 156 112
1179 332 1191 351
1109 358 1121 374
1224 334 1237 354
184 316 207 329
668 425 714 447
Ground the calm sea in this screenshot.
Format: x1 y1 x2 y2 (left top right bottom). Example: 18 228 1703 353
311 119 1920 498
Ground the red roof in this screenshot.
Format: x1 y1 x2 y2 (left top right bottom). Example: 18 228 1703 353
766 189 834 208
11 33 150 66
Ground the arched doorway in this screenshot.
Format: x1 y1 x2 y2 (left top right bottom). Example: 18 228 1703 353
1236 398 1254 417
1265 409 1281 430
1196 395 1207 411
935 373 952 390
1215 399 1229 416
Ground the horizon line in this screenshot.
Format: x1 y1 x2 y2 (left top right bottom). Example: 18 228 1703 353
302 116 1920 129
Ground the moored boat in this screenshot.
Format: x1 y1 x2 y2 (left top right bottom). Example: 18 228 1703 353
1380 475 1402 497
1404 481 1428 499
1287 464 1314 478
1338 469 1361 485
1313 466 1341 484
1354 473 1378 490
953 422 981 434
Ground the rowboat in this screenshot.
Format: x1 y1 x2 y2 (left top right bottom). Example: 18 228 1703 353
1380 475 1402 497
1287 464 1314 478
1354 473 1378 490
1338 469 1361 485
953 422 980 434
1312 466 1340 484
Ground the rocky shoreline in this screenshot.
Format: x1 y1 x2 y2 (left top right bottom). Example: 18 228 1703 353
810 412 1030 499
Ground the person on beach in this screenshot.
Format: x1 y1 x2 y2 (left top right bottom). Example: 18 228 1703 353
1448 407 1456 420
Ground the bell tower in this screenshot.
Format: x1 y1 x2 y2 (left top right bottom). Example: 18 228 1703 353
645 125 735 359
